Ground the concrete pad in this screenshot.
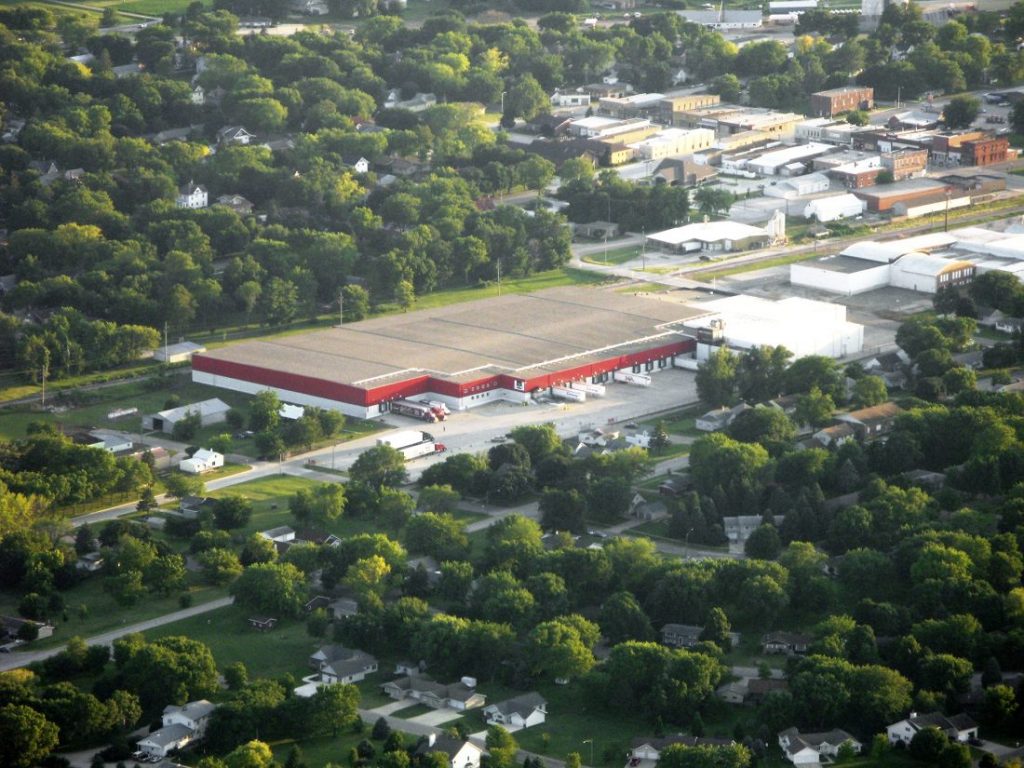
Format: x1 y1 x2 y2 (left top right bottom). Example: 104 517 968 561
371 700 419 716
407 709 464 726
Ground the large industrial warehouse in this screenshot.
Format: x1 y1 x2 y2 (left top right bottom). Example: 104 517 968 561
192 288 706 418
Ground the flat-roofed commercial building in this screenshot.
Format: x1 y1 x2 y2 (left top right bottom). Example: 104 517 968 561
192 288 703 418
810 87 874 118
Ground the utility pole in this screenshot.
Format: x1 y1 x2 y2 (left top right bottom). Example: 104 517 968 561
496 259 501 296
163 321 168 366
339 287 344 326
944 189 951 232
641 227 646 272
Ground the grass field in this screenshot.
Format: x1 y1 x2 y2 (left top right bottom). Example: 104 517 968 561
0 575 229 650
642 407 701 437
582 245 642 266
144 604 319 679
0 375 247 441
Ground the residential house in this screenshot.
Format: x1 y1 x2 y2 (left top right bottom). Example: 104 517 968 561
1 616 55 640
381 676 486 711
886 712 979 746
143 398 230 433
29 160 62 186
76 552 105 573
658 474 693 497
696 403 751 431
413 733 484 768
629 492 667 521
833 402 903 441
176 181 208 209
217 125 255 146
308 646 379 684
715 682 747 705
723 515 784 547
215 194 255 215
343 155 371 173
177 495 216 520
482 693 548 729
191 85 206 105
811 422 856 448
660 624 703 648
137 700 215 759
178 449 224 475
778 728 861 765
627 735 736 768
259 526 296 543
762 632 812 655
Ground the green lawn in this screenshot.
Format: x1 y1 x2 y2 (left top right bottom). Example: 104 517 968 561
642 408 701 437
582 245 642 266
0 375 249 441
144 604 319 679
0 575 229 651
270 731 365 768
207 474 408 542
515 681 654 766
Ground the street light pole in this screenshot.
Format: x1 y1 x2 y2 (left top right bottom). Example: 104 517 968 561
500 90 507 117
583 740 594 766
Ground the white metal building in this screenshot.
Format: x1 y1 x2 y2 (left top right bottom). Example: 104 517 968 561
646 220 773 253
803 193 865 222
685 295 864 359
764 173 831 199
745 142 834 176
791 248 975 295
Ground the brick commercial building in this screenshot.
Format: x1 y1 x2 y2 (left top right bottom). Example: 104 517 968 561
810 87 874 118
852 178 954 213
963 135 1010 166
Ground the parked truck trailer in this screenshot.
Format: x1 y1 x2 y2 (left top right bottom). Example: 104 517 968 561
614 371 652 387
570 381 606 397
377 430 433 450
399 440 447 460
552 385 586 402
390 399 446 422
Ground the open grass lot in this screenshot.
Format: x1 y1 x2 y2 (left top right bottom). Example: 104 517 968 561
642 407 701 437
515 681 651 765
582 245 642 266
382 268 613 314
0 576 229 650
144 604 318 680
270 731 365 768
0 375 249 441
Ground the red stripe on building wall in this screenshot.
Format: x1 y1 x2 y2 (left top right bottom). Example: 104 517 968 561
193 337 696 407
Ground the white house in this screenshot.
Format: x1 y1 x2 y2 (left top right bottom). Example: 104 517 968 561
343 155 370 173
414 734 484 768
696 403 751 432
137 700 215 759
217 125 255 145
483 693 547 729
176 182 208 209
179 448 224 474
886 712 979 746
778 728 861 765
295 646 379 697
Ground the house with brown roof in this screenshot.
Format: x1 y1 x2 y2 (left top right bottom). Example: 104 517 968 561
381 676 486 711
762 632 812 655
834 402 903 441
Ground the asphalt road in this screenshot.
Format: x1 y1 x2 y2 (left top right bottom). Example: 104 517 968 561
0 596 234 673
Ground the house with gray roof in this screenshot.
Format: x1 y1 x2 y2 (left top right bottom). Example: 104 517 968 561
483 693 547 729
778 727 861 764
137 700 215 758
886 711 978 746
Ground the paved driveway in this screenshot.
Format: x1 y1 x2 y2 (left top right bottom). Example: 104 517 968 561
369 700 419 716
408 709 464 726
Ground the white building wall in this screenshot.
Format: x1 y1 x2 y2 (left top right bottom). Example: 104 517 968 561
790 262 890 295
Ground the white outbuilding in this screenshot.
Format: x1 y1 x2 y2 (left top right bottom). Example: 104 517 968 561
803 193 865 222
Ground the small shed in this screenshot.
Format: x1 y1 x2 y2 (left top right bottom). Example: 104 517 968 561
248 616 277 631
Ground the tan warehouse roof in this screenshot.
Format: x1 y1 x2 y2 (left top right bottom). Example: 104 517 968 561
196 287 707 387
